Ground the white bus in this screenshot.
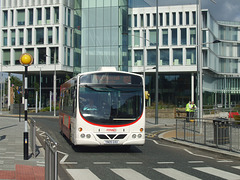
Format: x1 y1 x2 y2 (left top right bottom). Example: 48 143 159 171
59 67 145 147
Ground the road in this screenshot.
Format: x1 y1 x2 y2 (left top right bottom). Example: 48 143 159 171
34 117 240 180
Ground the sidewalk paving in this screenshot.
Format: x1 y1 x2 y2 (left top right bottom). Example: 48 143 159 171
0 115 45 180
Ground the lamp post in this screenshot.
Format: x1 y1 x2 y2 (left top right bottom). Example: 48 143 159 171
19 53 33 160
155 0 159 124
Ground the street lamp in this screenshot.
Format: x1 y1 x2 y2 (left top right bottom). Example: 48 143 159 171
45 52 57 117
155 0 159 124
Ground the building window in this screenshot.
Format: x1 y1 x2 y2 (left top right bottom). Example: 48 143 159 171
192 11 196 25
46 7 50 24
149 30 156 46
134 50 143 66
19 29 24 45
36 28 44 44
37 8 42 25
159 13 163 26
153 13 156 26
3 30 8 46
15 49 22 65
11 30 15 46
56 27 59 43
134 14 137 27
181 28 187 45
29 9 33 25
128 15 131 27
162 29 168 46
68 9 71 26
134 30 140 47
173 49 183 65
65 28 68 45
3 50 10 65
147 50 156 65
147 14 150 26
27 29 32 45
179 12 182 25
3 11 8 26
186 48 196 65
17 10 25 25
11 10 14 26
190 28 196 45
48 28 52 44
54 7 59 24
172 29 177 45
186 12 189 25
160 49 169 65
172 12 176 26
166 13 169 26
38 48 46 64
140 14 144 27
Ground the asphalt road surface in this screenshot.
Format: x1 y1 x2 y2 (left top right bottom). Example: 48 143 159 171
34 117 240 180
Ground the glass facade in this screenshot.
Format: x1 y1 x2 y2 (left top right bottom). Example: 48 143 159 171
78 0 128 73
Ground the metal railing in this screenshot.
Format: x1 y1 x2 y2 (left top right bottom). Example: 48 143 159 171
45 133 58 180
176 118 240 153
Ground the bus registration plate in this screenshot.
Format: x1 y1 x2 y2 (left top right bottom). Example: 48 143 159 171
104 140 119 144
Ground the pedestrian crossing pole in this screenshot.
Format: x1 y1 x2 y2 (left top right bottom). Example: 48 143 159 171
19 53 33 160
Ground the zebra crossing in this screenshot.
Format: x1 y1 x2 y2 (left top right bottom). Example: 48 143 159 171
66 165 240 180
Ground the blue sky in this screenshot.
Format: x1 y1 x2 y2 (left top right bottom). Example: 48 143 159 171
130 0 240 22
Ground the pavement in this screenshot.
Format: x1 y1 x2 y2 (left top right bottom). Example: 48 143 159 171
0 112 239 179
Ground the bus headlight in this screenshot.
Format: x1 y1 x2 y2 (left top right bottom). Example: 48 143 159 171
132 134 136 138
80 134 85 138
138 134 142 138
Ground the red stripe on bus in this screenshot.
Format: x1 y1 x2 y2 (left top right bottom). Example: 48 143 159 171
79 112 143 127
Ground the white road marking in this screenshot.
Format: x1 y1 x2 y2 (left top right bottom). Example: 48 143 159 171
194 167 240 180
58 150 78 165
232 166 240 170
154 168 201 180
111 168 150 180
126 162 143 165
184 149 214 159
157 162 175 164
188 161 204 164
93 162 111 165
67 169 100 180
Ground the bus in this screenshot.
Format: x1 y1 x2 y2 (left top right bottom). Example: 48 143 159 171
59 67 145 147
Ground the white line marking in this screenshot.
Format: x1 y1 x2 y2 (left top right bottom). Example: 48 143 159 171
194 167 240 180
126 162 143 165
111 168 150 180
188 161 204 164
217 160 233 163
154 168 201 180
157 162 175 164
93 162 111 165
184 149 214 159
58 151 78 165
152 140 180 149
67 169 100 180
232 166 240 170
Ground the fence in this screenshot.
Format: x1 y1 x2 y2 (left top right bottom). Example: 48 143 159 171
176 118 240 153
45 133 58 180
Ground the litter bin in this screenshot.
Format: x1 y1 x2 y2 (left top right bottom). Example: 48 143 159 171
213 118 229 145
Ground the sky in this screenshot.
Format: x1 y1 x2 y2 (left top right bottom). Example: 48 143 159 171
130 0 240 22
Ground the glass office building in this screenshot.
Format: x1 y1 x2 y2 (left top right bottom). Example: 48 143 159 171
0 0 239 109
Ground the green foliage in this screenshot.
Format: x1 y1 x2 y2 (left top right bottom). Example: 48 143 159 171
11 76 23 104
